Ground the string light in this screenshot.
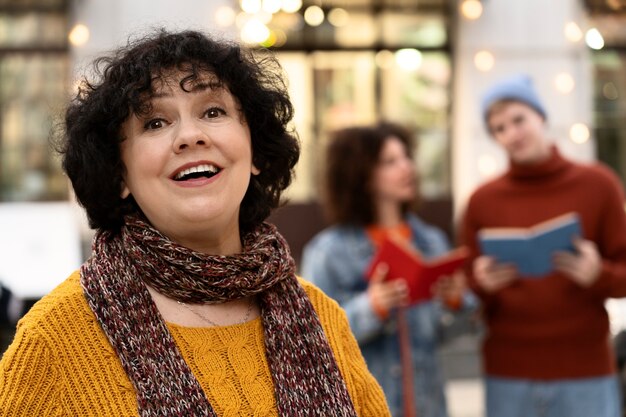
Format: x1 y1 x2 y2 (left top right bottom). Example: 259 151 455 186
68 24 90 46
460 0 483 20
564 22 583 42
585 28 604 50
328 8 349 27
474 50 494 72
554 72 575 94
304 6 324 26
241 0 262 14
281 0 302 13
375 50 395 69
395 48 423 71
215 6 236 27
262 0 282 14
569 123 590 144
241 18 271 44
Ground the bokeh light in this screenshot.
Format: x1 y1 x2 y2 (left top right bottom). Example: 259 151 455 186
328 8 349 27
585 28 605 50
68 24 90 46
375 50 395 69
241 18 270 44
281 0 302 13
474 50 494 72
262 0 282 14
554 72 575 94
460 0 483 20
215 6 236 27
564 21 583 42
241 0 262 14
395 48 423 71
569 123 590 144
304 6 324 26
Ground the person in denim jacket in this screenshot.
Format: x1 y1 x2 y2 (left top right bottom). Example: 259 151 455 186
301 122 477 417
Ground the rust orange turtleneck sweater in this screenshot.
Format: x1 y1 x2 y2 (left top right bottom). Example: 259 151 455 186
461 146 626 379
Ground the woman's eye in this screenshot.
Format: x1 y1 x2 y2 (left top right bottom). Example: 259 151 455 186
144 119 165 130
205 107 226 119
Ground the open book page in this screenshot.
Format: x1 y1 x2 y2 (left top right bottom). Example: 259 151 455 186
478 212 582 277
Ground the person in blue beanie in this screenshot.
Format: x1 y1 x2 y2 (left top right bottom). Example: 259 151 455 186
460 73 626 417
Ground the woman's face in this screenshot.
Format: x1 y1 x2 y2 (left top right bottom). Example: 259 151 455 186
371 136 417 205
119 71 258 253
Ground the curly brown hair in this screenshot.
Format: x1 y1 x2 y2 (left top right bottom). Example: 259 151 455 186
321 121 418 225
59 29 300 235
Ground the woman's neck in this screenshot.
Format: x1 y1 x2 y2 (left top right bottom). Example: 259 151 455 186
375 200 404 227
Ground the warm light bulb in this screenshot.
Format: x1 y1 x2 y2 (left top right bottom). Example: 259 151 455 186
68 24 90 46
328 8 349 27
215 6 236 27
564 21 583 42
460 0 483 20
281 0 302 13
554 72 575 94
375 50 395 69
569 123 590 144
262 0 282 14
241 18 270 44
474 50 494 72
585 28 604 50
304 6 324 26
395 49 423 71
241 0 262 14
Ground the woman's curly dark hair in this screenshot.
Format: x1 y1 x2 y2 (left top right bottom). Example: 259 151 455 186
60 29 299 235
322 121 418 225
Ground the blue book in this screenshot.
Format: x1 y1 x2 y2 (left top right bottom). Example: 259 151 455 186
478 212 582 277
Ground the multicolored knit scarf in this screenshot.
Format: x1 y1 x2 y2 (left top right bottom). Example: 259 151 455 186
80 214 357 417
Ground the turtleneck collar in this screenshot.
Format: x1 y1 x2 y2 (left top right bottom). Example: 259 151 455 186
507 145 571 180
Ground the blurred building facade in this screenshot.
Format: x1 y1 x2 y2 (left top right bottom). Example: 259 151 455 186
0 0 625 245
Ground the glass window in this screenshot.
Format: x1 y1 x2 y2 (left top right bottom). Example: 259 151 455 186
0 5 69 202
380 13 447 48
380 51 451 198
260 2 452 202
593 50 626 185
277 49 452 201
0 12 67 47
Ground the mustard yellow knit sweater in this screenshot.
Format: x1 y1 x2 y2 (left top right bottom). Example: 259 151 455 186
0 271 390 416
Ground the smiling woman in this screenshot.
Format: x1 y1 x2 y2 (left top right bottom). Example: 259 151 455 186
0 29 391 417
118 71 258 253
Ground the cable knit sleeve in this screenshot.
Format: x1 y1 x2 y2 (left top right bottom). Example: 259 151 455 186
300 278 391 417
0 325 62 416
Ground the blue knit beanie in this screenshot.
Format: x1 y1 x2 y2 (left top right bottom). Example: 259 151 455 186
481 74 547 124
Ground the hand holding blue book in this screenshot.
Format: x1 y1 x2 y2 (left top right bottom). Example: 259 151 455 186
478 212 582 277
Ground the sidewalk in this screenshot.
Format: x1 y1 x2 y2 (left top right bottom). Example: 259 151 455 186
439 333 484 417
446 378 484 417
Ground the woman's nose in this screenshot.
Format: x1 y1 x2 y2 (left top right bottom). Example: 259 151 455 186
172 119 210 152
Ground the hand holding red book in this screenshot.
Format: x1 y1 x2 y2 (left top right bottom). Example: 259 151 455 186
365 236 469 305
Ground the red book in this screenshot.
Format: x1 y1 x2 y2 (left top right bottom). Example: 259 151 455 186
365 236 469 305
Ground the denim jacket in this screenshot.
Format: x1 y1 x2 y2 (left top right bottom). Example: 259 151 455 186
300 214 478 417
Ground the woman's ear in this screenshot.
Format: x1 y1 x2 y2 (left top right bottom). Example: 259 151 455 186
121 183 130 199
251 164 261 176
